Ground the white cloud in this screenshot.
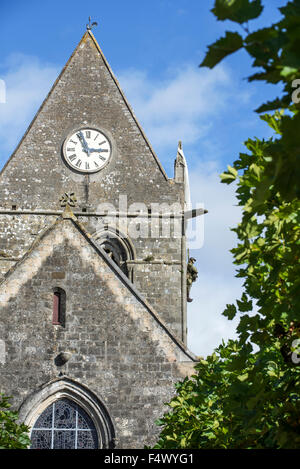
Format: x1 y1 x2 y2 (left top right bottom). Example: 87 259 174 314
118 64 247 151
187 274 240 357
187 160 243 356
0 54 59 162
189 159 241 267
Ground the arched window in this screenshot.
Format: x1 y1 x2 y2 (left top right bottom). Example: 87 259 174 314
19 378 115 448
101 238 129 277
30 398 98 449
94 228 135 281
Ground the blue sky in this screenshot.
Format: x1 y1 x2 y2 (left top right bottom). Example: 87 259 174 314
0 0 287 356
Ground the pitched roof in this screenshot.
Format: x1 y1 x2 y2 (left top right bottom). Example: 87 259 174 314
0 207 197 363
0 30 169 182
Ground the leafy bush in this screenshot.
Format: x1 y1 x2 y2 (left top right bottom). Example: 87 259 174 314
154 0 300 449
0 394 30 449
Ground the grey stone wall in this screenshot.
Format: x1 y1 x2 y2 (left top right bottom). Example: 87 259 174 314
0 31 187 342
0 33 181 210
0 218 195 448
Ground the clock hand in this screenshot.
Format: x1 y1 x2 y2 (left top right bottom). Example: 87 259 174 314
89 148 107 161
77 131 90 155
89 148 108 153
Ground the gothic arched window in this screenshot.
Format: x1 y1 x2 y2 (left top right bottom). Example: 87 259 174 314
30 398 98 449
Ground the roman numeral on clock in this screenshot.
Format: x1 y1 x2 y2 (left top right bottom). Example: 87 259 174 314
69 154 76 162
85 131 91 138
75 159 82 168
85 162 90 170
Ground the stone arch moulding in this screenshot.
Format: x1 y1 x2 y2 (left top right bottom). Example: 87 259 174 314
93 226 136 281
18 377 115 449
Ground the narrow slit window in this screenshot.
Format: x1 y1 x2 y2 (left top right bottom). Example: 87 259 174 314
52 288 65 326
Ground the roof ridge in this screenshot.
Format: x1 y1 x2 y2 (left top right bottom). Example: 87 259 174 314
86 30 169 181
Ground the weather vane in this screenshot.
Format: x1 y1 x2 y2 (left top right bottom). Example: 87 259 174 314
86 16 98 31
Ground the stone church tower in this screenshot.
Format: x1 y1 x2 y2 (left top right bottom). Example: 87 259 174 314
0 29 203 449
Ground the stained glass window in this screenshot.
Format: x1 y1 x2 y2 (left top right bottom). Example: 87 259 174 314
30 398 98 449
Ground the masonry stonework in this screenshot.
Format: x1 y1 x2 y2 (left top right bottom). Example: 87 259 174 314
0 30 198 449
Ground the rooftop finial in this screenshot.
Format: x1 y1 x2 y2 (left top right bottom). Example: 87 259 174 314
86 16 98 31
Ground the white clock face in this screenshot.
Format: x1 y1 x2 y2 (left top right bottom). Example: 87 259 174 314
63 127 111 173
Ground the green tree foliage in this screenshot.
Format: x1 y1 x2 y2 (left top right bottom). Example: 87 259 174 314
154 0 300 449
0 394 30 449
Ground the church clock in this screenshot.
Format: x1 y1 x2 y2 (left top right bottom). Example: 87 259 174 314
62 127 111 173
